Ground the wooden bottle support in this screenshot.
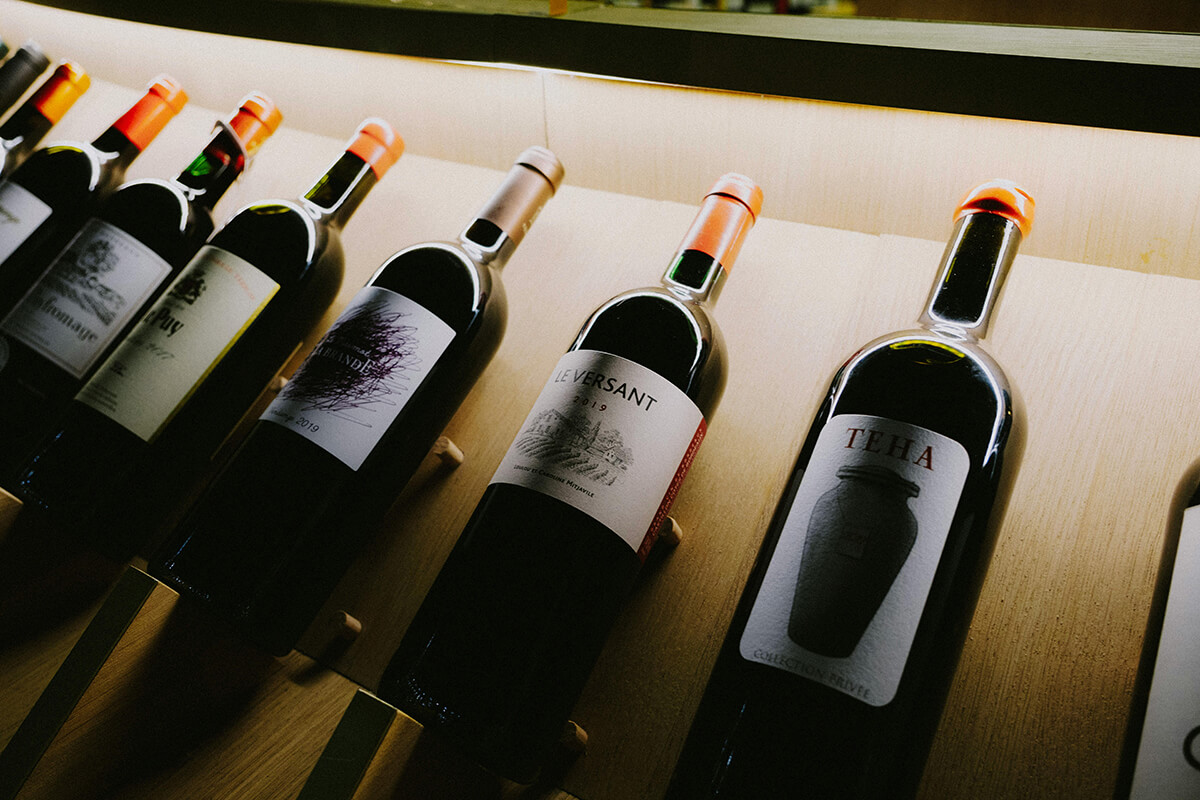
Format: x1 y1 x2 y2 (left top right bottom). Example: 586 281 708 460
0 568 585 800
430 436 464 468
0 568 166 800
658 516 683 549
297 689 586 800
335 611 363 641
0 567 355 800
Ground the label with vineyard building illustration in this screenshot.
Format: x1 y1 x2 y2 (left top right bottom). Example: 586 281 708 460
513 409 633 486
2 218 173 377
261 285 455 470
491 349 706 557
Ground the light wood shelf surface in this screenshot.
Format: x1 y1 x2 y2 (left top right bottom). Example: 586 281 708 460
0 2 1198 799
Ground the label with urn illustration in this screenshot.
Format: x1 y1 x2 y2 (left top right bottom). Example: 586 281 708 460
261 285 455 470
76 245 279 442
0 181 52 263
1 218 173 377
739 413 969 707
490 349 706 559
1128 504 1200 799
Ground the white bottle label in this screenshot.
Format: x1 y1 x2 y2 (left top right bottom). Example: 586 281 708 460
1129 504 1200 799
260 285 456 470
76 245 279 442
739 414 970 707
0 181 53 264
490 349 706 559
1 218 173 378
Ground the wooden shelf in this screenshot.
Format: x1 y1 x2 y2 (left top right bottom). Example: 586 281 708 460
0 568 356 800
2 2 1200 798
298 690 582 800
0 568 581 800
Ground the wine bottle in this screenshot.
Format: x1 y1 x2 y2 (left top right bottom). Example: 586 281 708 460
0 92 281 479
0 75 187 318
663 180 1032 800
14 119 403 560
0 60 88 179
0 39 9 61
1114 463 1200 799
150 146 564 656
0 42 50 119
377 173 763 783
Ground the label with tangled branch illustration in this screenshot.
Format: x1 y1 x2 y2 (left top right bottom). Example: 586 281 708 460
491 349 705 556
2 218 172 377
261 285 455 470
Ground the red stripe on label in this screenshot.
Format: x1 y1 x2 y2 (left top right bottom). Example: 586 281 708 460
637 417 707 561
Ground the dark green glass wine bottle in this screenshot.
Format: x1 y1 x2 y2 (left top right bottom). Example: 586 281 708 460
1114 462 1200 799
665 180 1033 800
0 60 89 178
151 146 564 656
0 92 281 480
378 173 763 784
0 41 50 119
15 119 402 560
0 75 187 318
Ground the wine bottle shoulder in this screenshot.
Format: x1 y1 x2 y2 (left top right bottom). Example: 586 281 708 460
826 329 1015 466
100 178 212 258
209 199 334 282
104 177 189 218
10 142 105 203
368 241 500 331
573 286 726 414
853 328 1010 383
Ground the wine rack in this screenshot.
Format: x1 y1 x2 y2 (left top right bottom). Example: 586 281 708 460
2 1 1200 798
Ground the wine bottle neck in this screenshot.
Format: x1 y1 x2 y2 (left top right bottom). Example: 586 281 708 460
919 212 1021 340
98 80 185 166
661 181 759 307
0 45 49 116
302 152 378 229
459 219 517 270
663 249 727 305
174 122 248 211
459 159 559 268
85 128 142 179
0 106 52 159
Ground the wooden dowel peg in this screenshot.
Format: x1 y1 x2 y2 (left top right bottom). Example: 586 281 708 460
430 436 464 468
268 375 288 394
334 611 363 641
658 516 683 548
559 720 588 755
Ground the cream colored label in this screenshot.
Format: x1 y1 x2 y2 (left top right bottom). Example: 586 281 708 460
490 349 706 558
76 245 279 441
2 218 173 377
740 414 969 707
1129 504 1200 798
0 181 52 264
